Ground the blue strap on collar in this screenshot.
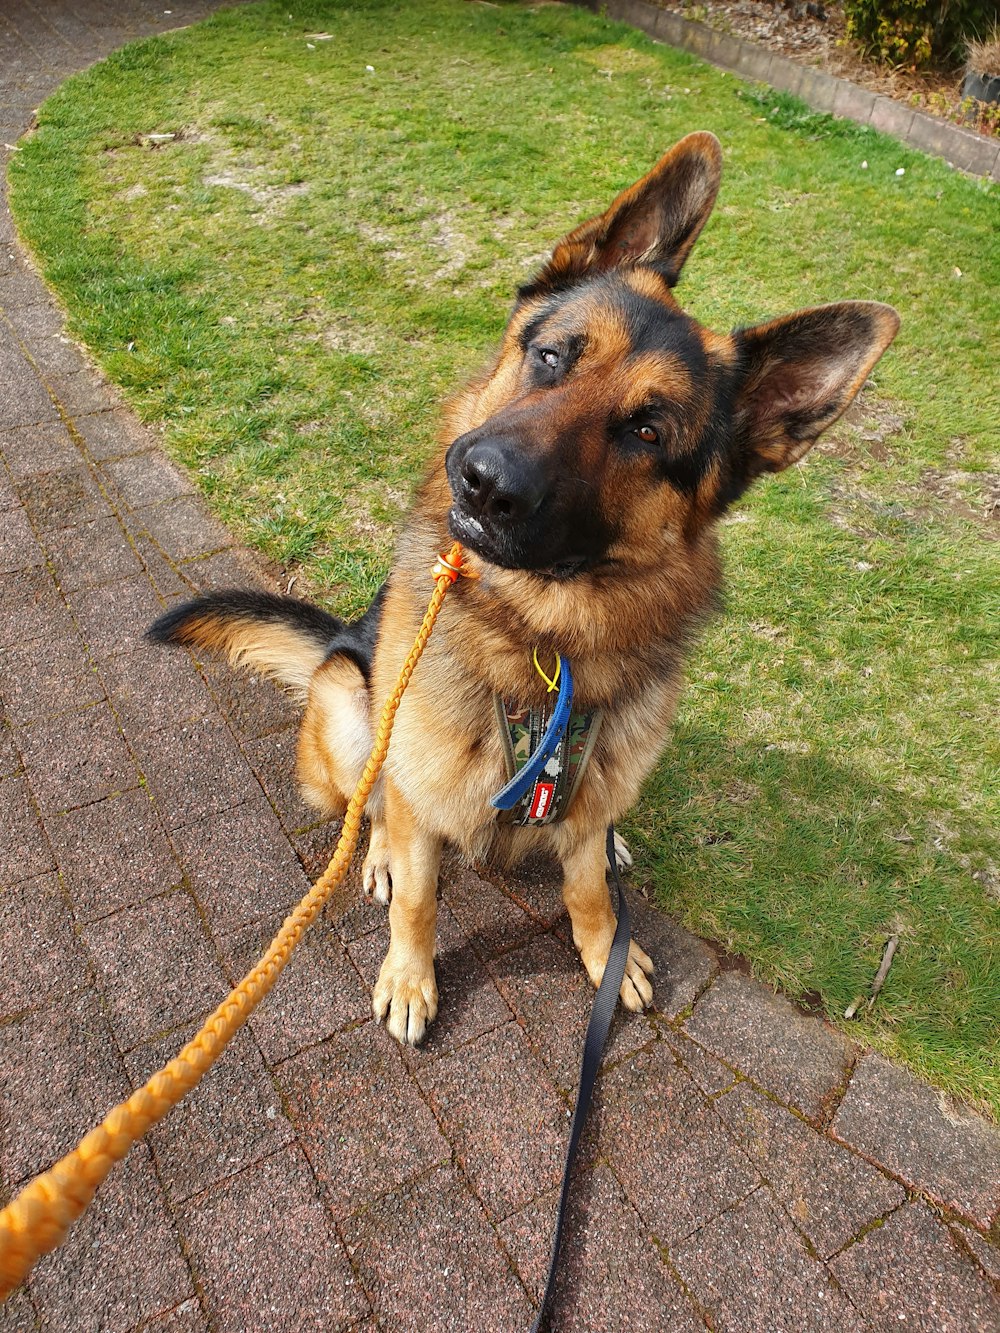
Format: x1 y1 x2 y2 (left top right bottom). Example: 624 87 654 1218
490 656 574 811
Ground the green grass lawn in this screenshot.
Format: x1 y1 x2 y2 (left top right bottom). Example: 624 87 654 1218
9 0 998 1115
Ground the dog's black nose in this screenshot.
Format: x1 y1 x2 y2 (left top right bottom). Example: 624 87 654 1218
459 439 546 523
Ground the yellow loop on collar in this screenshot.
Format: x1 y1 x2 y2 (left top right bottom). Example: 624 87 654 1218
532 647 561 693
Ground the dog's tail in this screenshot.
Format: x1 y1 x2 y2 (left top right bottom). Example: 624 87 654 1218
148 590 342 703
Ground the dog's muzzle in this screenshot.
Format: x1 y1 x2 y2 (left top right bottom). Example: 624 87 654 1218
452 436 547 526
445 432 551 564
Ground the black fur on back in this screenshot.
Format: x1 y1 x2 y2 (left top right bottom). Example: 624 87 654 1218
321 581 388 681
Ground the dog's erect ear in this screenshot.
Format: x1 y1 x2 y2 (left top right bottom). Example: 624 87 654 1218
732 301 901 479
522 131 723 297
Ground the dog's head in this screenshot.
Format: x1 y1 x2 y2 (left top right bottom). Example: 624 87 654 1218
445 132 899 578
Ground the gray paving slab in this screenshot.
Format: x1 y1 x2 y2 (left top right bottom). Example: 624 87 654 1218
18 699 137 812
348 906 514 1069
0 331 58 428
0 463 17 511
488 930 655 1090
169 794 311 931
589 0 998 176
221 905 372 1064
0 565 74 646
0 420 78 477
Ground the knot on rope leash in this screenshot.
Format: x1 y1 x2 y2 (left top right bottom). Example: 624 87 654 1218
0 542 466 1304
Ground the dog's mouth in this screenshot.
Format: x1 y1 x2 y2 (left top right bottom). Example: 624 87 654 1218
447 507 591 581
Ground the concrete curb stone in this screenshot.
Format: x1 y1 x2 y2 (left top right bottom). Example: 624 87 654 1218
579 0 1000 178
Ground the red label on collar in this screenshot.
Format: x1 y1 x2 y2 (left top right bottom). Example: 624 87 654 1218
529 782 555 821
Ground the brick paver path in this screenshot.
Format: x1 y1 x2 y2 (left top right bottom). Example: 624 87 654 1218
2 4 999 1330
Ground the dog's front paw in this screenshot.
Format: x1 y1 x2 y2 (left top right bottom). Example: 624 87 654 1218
580 937 654 1013
362 825 392 905
373 952 438 1046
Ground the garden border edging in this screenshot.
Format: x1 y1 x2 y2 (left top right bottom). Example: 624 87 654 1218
572 0 1000 180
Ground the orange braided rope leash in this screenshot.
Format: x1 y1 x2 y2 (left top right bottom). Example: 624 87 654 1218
0 542 467 1303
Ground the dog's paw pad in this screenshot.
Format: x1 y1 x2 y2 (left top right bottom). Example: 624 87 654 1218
373 956 438 1046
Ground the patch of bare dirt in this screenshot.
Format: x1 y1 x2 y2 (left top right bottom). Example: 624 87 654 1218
820 393 998 540
657 0 1000 137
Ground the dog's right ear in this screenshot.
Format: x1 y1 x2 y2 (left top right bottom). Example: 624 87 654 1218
520 132 722 300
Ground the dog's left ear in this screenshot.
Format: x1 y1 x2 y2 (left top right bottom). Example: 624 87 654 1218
522 131 723 297
732 301 901 480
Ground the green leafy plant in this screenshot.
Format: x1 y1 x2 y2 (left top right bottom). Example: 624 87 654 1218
844 0 1000 67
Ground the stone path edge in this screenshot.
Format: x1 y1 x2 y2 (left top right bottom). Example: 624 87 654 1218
572 0 1000 181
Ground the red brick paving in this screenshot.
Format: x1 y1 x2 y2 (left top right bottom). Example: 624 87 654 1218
277 1024 450 1221
599 1042 762 1245
672 1187 865 1331
831 1052 1000 1228
178 1145 368 1333
30 1145 194 1333
18 461 111 531
1 3 999 1330
828 1204 1000 1331
341 1164 535 1331
714 1083 906 1259
124 1024 296 1206
499 1165 706 1330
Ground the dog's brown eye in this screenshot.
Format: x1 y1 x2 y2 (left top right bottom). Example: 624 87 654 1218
538 347 559 368
634 425 659 445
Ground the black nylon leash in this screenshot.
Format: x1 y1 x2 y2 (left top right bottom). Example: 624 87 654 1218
530 823 632 1332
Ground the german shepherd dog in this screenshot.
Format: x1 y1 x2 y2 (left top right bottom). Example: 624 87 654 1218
150 133 899 1046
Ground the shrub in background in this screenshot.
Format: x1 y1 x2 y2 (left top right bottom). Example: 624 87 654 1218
844 0 1000 67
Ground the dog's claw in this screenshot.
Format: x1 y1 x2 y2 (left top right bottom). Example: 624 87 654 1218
362 856 392 905
373 955 438 1046
362 832 392 905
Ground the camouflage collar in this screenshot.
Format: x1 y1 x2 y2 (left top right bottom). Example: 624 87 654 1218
492 694 603 826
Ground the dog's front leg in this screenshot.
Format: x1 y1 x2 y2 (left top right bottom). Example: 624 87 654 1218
372 777 441 1045
560 829 654 1012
